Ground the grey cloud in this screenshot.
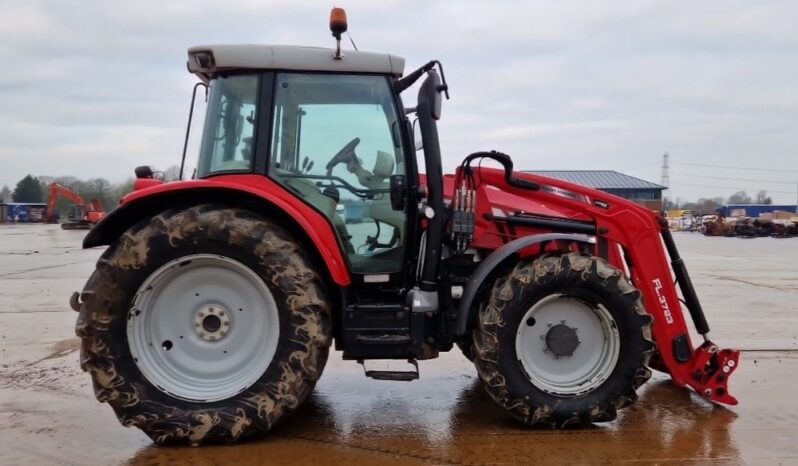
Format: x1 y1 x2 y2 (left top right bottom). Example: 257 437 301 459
1 0 796 202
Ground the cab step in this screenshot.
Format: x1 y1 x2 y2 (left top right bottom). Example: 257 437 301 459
359 359 419 381
355 334 411 345
342 302 412 359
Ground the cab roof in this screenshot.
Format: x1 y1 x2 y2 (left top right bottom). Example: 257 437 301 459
187 44 406 82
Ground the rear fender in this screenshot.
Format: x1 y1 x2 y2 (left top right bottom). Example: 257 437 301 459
84 180 351 287
454 233 594 336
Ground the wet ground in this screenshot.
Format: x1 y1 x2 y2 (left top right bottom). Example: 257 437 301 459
1 224 797 465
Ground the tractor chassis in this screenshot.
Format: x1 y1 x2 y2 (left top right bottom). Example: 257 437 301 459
334 215 739 405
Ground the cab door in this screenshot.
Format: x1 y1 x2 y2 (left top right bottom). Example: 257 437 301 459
267 73 411 279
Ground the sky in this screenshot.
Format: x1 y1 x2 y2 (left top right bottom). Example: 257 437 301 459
1 0 797 204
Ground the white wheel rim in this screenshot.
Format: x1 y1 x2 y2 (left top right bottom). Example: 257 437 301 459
127 254 279 402
515 294 620 396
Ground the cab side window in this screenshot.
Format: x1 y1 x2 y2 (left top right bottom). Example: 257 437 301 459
197 75 259 177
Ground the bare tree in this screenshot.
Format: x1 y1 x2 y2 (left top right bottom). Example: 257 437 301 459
0 184 10 202
110 178 135 205
727 191 751 204
160 165 182 182
695 197 724 215
755 190 772 205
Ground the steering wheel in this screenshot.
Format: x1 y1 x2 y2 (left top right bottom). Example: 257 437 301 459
325 137 361 175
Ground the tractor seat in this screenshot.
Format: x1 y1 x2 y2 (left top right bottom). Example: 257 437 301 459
372 150 395 183
367 151 404 244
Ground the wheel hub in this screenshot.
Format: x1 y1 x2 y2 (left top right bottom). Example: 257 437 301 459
515 294 620 395
545 323 580 357
194 305 232 341
127 254 280 402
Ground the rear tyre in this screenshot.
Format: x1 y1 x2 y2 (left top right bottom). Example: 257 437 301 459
75 205 332 444
472 253 653 427
456 337 475 362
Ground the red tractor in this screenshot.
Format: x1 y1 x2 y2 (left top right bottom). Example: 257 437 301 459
71 9 739 445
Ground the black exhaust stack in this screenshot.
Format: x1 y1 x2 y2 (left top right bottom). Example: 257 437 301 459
416 72 445 291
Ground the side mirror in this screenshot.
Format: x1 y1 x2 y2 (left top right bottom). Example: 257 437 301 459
389 175 406 211
134 166 154 179
418 69 443 120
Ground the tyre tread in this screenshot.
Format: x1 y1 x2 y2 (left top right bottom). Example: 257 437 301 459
75 205 332 444
472 252 654 428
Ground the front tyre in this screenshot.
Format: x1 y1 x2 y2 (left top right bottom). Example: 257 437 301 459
75 205 332 444
473 253 653 427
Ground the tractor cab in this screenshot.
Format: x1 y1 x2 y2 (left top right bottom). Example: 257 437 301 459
191 66 410 275
185 22 451 289
66 204 84 222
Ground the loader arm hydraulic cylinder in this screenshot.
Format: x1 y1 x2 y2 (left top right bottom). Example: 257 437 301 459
660 224 710 335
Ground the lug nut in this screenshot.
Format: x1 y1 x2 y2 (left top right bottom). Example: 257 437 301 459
727 360 735 368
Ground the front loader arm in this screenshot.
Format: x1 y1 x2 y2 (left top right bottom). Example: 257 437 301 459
612 220 739 405
464 167 740 405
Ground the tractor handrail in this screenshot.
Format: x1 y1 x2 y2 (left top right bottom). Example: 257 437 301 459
279 173 389 198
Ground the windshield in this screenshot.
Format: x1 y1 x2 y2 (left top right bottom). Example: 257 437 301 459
196 74 259 177
269 74 404 185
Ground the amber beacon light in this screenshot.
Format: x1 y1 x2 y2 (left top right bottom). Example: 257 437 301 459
330 7 348 59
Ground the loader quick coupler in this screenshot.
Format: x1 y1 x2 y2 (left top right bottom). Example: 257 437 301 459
688 342 740 405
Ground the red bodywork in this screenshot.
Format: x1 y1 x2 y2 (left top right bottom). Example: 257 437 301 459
121 175 351 286
122 168 738 405
448 166 739 405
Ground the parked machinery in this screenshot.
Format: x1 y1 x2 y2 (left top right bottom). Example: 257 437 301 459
46 183 105 230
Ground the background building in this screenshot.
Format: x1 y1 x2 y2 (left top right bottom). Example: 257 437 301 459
719 204 798 218
0 203 48 223
526 170 666 211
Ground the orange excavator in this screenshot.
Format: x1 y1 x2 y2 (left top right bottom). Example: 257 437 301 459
45 183 106 230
